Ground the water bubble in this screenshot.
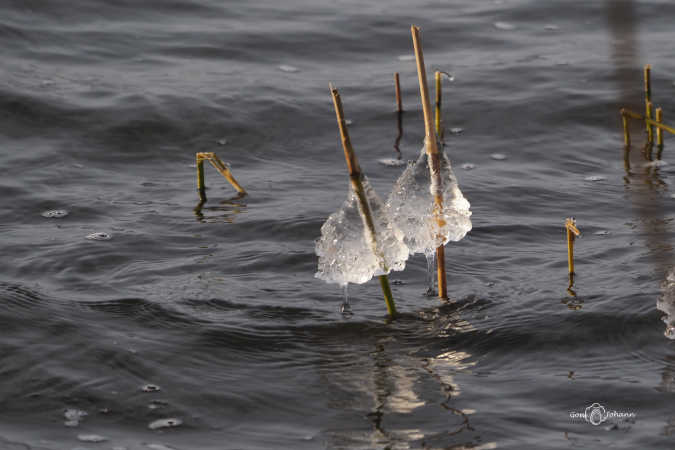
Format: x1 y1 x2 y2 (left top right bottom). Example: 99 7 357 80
584 175 606 182
490 153 507 160
86 232 112 241
544 24 559 31
378 158 406 167
278 65 299 73
494 22 516 30
217 138 228 145
461 163 475 170
449 127 464 135
141 384 161 393
594 230 610 236
397 54 415 61
77 434 107 443
42 209 68 218
148 418 182 430
390 279 405 285
345 119 353 125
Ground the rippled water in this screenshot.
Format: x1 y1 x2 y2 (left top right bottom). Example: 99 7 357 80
1 0 674 449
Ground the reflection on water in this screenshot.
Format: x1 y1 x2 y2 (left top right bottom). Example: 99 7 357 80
193 193 247 223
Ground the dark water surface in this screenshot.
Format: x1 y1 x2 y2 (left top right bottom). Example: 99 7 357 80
1 0 674 448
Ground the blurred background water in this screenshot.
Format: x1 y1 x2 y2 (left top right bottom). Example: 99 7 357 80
0 0 674 448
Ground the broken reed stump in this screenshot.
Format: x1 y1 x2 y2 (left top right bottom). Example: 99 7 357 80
565 218 580 275
411 25 448 300
394 72 403 113
195 152 246 202
329 83 398 318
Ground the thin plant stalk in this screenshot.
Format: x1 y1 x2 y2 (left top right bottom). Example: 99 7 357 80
330 84 397 318
565 218 580 275
644 64 653 142
656 107 664 147
646 101 654 145
411 25 448 300
196 157 207 202
435 70 443 145
622 111 630 147
394 72 403 113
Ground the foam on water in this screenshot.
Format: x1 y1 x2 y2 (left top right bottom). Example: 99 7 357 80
386 148 472 256
315 175 408 286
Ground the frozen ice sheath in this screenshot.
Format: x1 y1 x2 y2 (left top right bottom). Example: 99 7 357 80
315 85 409 317
386 147 472 256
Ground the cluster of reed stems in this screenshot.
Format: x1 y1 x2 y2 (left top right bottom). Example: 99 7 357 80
326 26 456 317
621 65 674 155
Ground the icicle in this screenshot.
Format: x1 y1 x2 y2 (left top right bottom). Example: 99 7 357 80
425 251 436 296
339 284 353 317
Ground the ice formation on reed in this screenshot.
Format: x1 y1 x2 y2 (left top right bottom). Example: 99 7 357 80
315 176 409 286
386 147 472 256
657 269 675 339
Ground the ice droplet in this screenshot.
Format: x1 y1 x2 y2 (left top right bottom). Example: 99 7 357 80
148 418 182 430
386 148 472 256
315 176 409 285
42 209 68 218
494 22 516 30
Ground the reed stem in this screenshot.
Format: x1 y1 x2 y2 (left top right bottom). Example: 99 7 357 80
644 64 653 142
656 107 664 147
394 72 403 113
197 157 207 202
435 70 442 143
565 218 580 275
621 109 630 147
411 25 448 300
646 101 654 144
329 84 397 317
